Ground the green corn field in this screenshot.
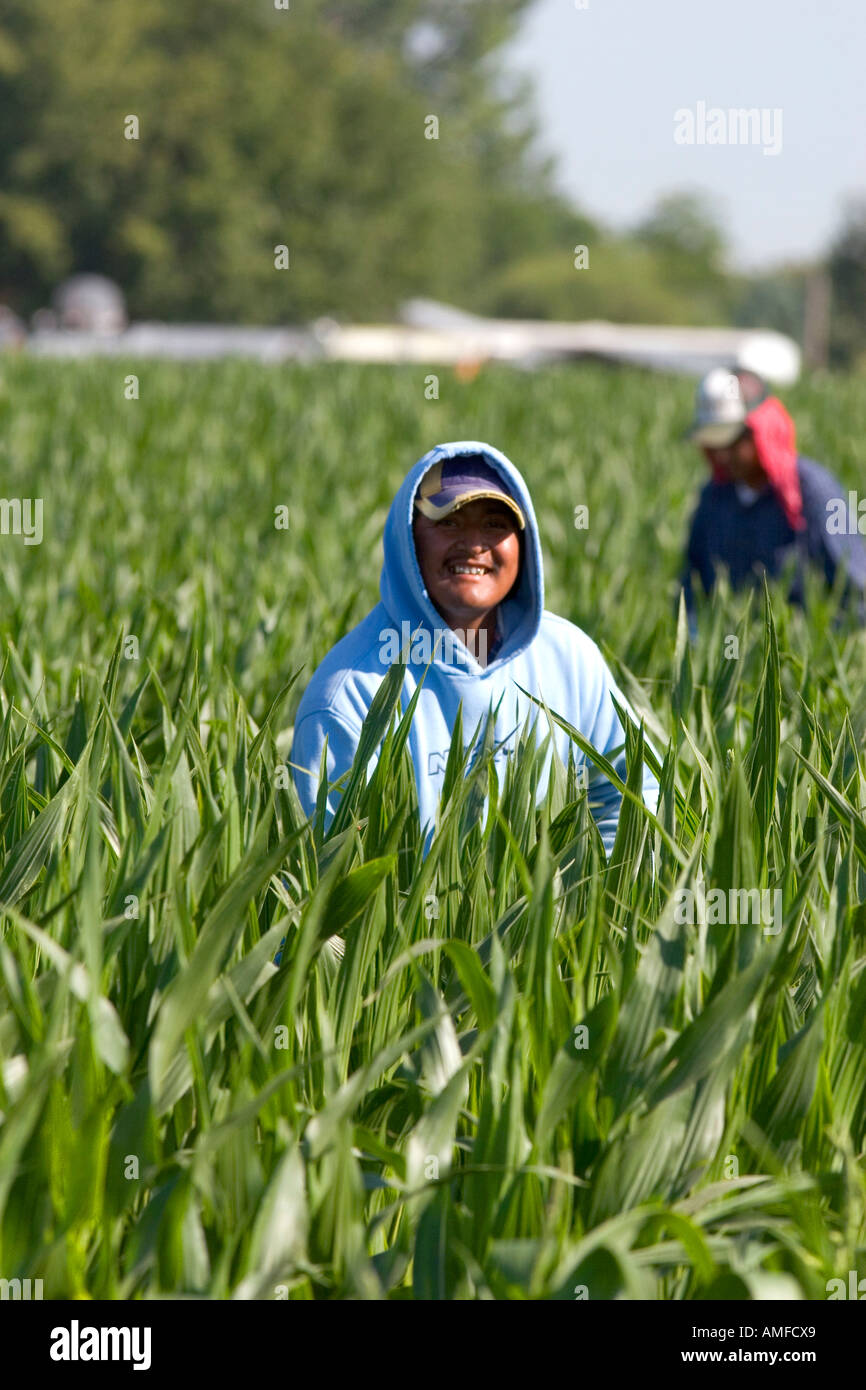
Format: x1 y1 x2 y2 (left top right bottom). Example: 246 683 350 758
1 355 866 1300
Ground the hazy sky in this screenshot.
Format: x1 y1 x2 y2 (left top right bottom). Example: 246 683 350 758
507 0 866 269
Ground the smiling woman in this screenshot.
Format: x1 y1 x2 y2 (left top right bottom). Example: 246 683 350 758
412 457 525 666
289 439 659 851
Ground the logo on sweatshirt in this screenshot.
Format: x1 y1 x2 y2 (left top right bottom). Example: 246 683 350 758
428 741 515 776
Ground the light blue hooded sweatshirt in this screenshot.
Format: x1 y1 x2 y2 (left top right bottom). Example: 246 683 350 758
290 441 659 851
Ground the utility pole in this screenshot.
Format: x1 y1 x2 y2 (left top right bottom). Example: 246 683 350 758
803 267 831 370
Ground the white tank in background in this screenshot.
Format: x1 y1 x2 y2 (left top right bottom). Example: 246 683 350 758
52 274 128 335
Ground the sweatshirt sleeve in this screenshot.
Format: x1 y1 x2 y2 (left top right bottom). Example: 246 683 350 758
799 460 866 619
812 501 866 594
583 644 660 858
290 707 364 825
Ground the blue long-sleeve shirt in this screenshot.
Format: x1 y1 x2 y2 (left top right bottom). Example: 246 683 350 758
682 455 866 617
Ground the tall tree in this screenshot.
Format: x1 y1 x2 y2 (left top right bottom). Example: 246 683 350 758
0 0 542 322
634 191 735 323
827 200 866 369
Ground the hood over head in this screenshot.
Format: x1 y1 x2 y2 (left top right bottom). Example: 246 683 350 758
380 440 544 673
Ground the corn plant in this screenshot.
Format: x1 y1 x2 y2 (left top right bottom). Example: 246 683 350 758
0 356 865 1298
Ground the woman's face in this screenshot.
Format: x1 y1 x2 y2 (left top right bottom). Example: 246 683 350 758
412 498 521 627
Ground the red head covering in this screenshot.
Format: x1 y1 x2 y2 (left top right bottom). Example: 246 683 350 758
708 395 805 532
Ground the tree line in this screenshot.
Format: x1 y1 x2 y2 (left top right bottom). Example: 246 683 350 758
0 0 863 366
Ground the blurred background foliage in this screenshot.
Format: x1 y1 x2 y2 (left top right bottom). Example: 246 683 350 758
1 0 865 362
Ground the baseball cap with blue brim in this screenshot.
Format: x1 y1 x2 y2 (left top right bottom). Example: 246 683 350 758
414 456 525 529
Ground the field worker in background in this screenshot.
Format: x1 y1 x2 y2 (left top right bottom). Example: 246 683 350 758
290 441 659 854
681 367 866 627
